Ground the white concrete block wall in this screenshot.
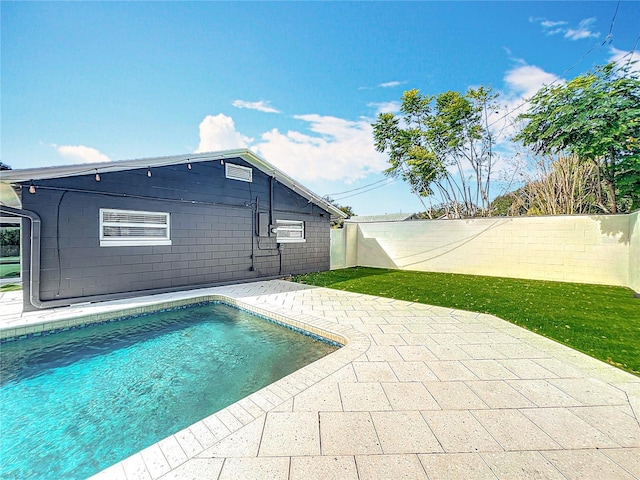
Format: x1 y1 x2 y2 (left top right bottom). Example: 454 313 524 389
344 222 359 269
330 228 346 270
334 212 639 291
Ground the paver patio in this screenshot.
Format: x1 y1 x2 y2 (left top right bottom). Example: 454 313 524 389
1 280 639 479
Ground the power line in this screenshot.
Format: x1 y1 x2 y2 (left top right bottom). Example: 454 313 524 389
488 0 630 129
488 40 603 128
625 35 640 69
328 2 634 209
331 179 395 201
325 177 390 197
606 0 621 42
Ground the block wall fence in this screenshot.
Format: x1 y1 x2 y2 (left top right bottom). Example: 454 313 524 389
331 211 640 293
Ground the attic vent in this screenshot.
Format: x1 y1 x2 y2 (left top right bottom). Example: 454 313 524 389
100 208 171 247
225 163 253 182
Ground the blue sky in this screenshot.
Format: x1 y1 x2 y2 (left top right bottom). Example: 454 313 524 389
2 1 639 215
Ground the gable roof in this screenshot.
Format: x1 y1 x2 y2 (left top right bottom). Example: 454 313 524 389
0 149 348 219
347 213 419 223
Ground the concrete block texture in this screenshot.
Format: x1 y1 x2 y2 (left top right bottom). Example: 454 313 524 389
20 159 332 308
337 212 639 292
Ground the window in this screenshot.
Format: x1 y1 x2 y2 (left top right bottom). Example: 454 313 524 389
100 209 171 247
225 163 253 182
276 219 305 243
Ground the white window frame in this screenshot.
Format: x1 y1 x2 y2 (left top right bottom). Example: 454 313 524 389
276 219 305 243
99 208 171 247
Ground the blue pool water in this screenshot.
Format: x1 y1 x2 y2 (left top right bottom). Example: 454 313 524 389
0 302 338 479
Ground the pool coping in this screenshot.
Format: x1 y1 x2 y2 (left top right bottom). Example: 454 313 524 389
0 294 355 347
0 287 370 480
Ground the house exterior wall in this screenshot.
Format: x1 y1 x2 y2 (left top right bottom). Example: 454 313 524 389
338 213 638 291
19 158 331 310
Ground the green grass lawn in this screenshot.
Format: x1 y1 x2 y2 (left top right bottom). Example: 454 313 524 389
292 267 640 376
0 257 20 279
0 264 20 279
0 283 22 292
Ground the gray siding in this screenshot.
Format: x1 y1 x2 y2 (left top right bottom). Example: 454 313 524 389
19 157 330 309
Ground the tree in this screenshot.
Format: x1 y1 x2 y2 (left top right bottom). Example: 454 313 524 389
0 162 12 170
498 154 600 216
337 204 355 217
491 191 522 216
415 204 447 219
514 62 640 213
0 228 20 246
372 87 500 218
323 196 354 228
332 204 355 228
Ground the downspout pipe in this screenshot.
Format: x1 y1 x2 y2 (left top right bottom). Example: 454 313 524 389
270 175 275 233
0 205 44 309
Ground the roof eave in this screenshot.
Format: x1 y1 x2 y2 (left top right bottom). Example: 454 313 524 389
0 149 348 219
0 149 246 183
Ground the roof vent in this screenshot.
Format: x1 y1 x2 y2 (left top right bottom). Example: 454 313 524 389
225 163 253 182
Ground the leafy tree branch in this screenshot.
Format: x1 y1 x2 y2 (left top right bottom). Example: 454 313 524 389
372 87 500 218
514 62 640 213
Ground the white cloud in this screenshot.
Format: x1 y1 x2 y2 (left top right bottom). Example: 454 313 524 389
609 47 640 73
489 64 563 144
195 114 253 153
193 112 387 183
55 144 110 163
565 18 600 40
359 81 406 90
368 101 401 115
504 64 561 100
530 16 600 41
252 114 388 183
378 81 403 88
232 100 280 113
540 20 567 29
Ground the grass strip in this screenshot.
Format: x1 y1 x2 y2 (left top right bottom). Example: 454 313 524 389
292 267 640 376
0 263 21 279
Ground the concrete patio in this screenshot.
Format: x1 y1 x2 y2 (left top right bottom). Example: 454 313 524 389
1 280 639 479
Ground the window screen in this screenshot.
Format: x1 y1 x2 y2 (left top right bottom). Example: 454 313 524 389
276 219 305 243
100 209 171 247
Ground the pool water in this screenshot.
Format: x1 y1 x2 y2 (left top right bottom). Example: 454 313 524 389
0 302 338 479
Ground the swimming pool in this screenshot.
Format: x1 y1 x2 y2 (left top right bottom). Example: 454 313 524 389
0 301 338 479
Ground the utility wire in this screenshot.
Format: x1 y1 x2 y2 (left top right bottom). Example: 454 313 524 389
345 2 634 211
331 179 395 201
325 177 390 197
624 35 640 69
606 0 621 42
488 0 631 129
334 2 636 208
488 40 603 128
